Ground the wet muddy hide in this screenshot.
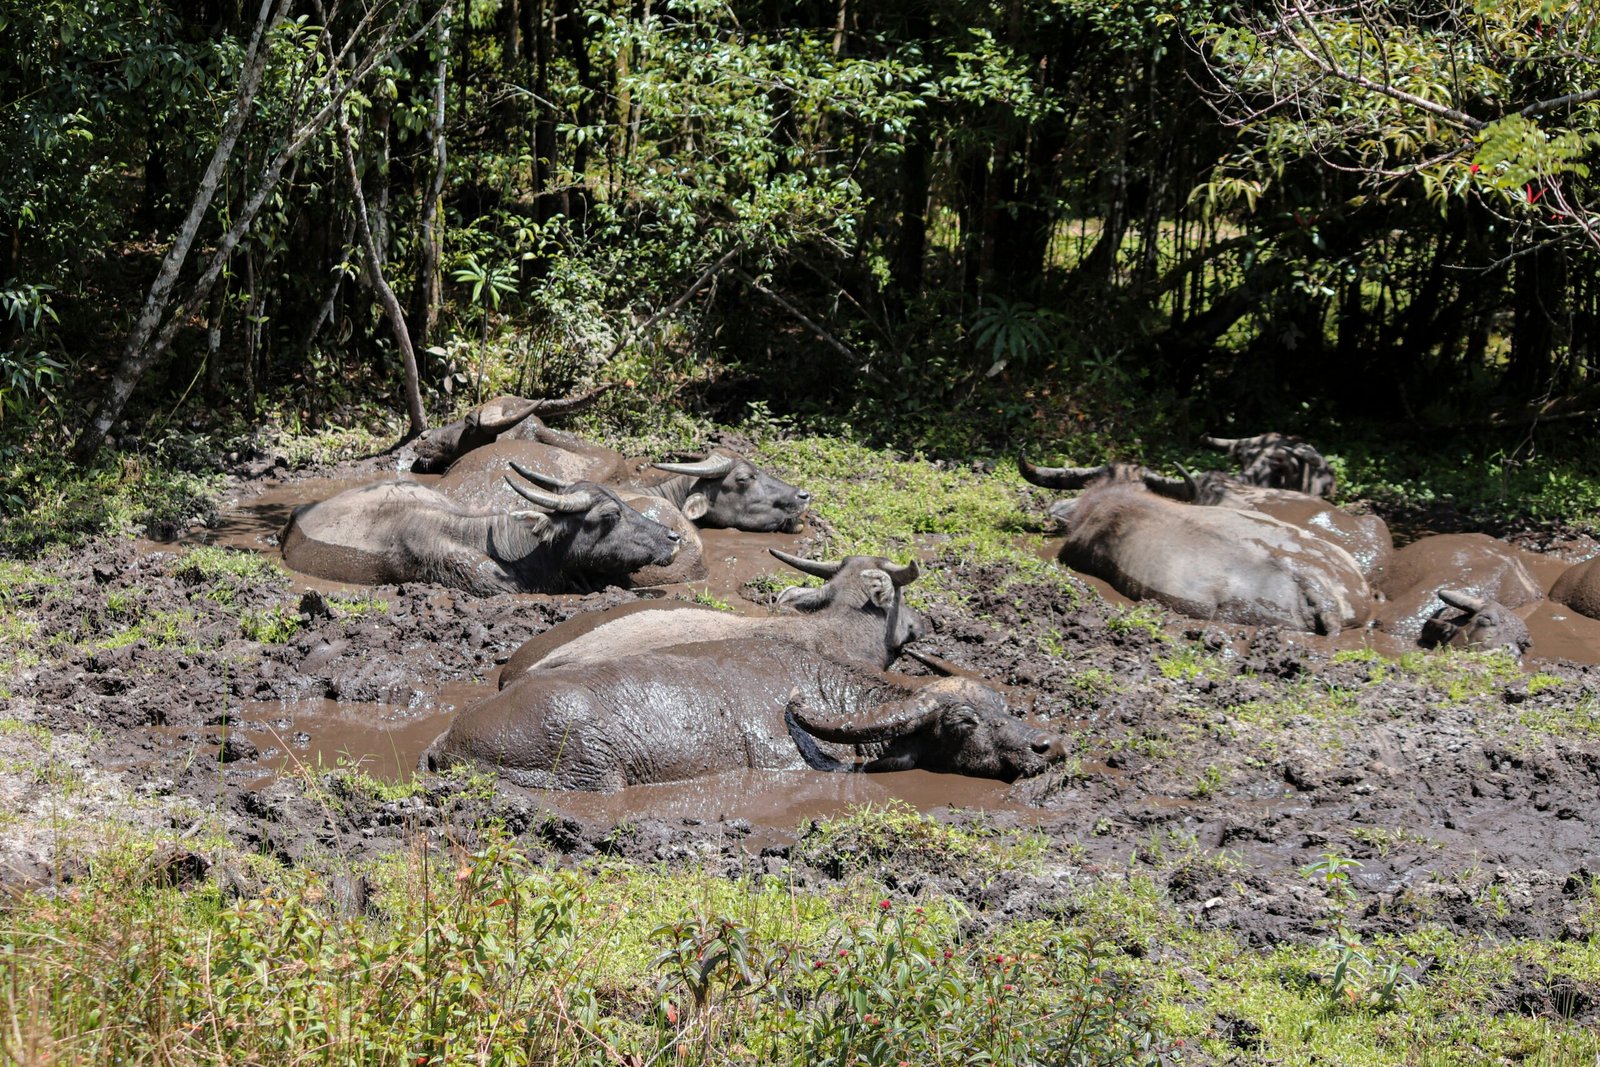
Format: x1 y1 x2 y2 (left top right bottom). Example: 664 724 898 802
496 552 927 684
279 479 680 597
1047 485 1372 634
1201 482 1393 584
424 639 1063 792
1551 556 1600 621
612 492 707 585
1378 534 1544 642
437 440 628 510
409 389 614 474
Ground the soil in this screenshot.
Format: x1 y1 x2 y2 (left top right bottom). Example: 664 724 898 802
5 449 1600 981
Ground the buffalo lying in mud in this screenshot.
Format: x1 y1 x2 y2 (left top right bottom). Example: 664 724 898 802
410 387 612 474
1167 469 1393 583
1020 458 1372 634
1376 533 1543 642
631 451 811 532
1420 589 1532 656
1551 557 1600 621
435 438 629 510
497 549 926 684
1201 432 1336 499
279 477 680 596
424 638 1064 791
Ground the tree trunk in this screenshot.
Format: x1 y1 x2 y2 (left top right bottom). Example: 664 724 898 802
340 114 427 435
415 0 451 353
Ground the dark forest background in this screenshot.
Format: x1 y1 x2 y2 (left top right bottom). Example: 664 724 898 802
3 0 1598 475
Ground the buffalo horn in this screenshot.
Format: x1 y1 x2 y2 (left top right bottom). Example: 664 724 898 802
1437 588 1487 614
527 381 615 415
473 396 542 432
1142 466 1197 501
788 693 936 744
508 459 569 491
882 558 919 587
1018 455 1108 490
1202 433 1272 450
502 476 593 513
769 548 843 579
652 453 736 479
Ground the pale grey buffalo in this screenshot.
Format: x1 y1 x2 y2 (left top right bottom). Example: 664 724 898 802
410 387 612 474
1201 432 1336 499
424 638 1063 792
497 549 925 685
1020 458 1372 633
279 476 680 597
631 451 811 533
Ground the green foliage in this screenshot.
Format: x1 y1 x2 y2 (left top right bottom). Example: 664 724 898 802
239 605 300 644
796 800 1049 880
171 545 288 607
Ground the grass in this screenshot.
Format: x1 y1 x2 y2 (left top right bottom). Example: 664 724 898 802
794 799 1051 881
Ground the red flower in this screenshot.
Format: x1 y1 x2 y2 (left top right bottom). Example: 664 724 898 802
879 899 891 910
1469 164 1480 173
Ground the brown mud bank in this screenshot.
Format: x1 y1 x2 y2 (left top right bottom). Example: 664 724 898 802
3 455 1599 954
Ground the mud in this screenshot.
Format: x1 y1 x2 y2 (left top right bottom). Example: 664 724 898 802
5 452 1600 957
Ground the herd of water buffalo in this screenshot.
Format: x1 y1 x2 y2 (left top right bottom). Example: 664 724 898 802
272 399 1600 793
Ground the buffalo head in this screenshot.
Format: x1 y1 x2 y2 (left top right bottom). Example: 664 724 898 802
1421 589 1532 657
651 451 811 532
769 548 928 656
787 677 1063 781
502 466 681 584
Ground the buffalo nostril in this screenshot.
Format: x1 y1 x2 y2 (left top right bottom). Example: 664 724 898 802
667 530 680 541
1031 739 1054 755
797 490 811 500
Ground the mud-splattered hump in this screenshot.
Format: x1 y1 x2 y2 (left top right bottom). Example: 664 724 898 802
1551 556 1600 621
1380 533 1543 606
281 482 422 585
498 601 721 685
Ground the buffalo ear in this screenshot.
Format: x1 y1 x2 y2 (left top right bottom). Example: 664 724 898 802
681 493 710 521
511 510 554 537
862 569 895 608
777 585 827 612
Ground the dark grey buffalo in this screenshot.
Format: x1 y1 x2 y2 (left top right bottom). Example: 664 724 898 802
633 450 810 532
410 387 612 474
1376 533 1543 642
1020 458 1371 633
1551 556 1600 621
424 638 1063 791
1420 589 1532 656
497 549 925 685
279 477 680 597
1202 432 1336 499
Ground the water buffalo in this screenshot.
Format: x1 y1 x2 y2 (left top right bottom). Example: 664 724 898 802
1172 469 1393 583
497 549 925 685
410 387 612 474
1551 557 1600 621
1376 533 1543 642
1419 589 1532 656
1020 460 1371 633
435 439 630 511
280 477 680 597
1201 432 1336 498
424 638 1064 791
633 450 810 532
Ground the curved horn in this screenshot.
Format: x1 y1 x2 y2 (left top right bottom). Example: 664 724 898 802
788 691 938 744
769 548 843 579
1142 465 1197 501
881 558 919 587
1438 589 1488 614
651 454 736 479
1018 455 1108 490
471 396 542 433
1200 435 1238 449
508 459 570 492
502 477 594 513
526 381 616 416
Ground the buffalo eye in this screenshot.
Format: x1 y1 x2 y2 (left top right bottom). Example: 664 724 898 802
594 505 620 525
949 707 980 732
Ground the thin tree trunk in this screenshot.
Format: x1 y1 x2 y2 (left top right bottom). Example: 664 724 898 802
73 0 438 463
415 0 451 353
73 0 287 463
339 113 427 435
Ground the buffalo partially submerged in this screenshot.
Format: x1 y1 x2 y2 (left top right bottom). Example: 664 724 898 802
1376 533 1543 642
632 451 811 532
280 476 680 597
1166 469 1393 583
1420 589 1532 656
425 638 1063 791
497 549 925 684
1020 458 1371 633
435 438 630 511
1551 556 1600 621
1201 432 1336 499
410 387 612 473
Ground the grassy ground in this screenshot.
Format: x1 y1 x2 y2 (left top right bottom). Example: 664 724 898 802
3 400 1599 1064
